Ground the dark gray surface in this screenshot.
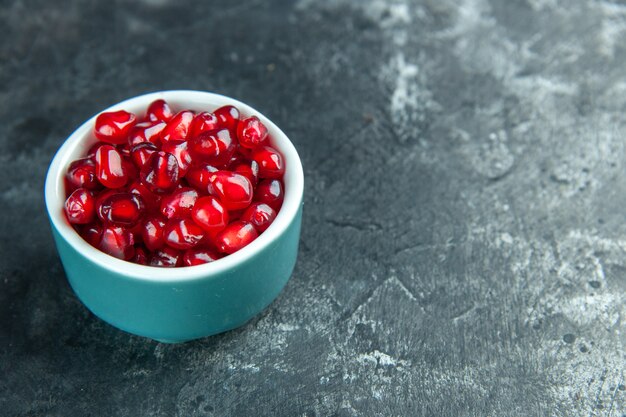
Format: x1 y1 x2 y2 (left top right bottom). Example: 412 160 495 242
1 0 625 415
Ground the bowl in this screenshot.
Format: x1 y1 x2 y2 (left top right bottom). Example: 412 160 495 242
44 90 304 343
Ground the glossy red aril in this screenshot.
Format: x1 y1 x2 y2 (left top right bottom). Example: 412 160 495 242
162 140 193 176
142 216 166 251
182 247 221 266
237 116 268 149
232 159 259 186
190 112 219 138
215 221 258 254
214 105 240 131
98 226 135 260
241 202 276 232
160 187 198 219
128 121 166 146
140 151 179 194
95 145 128 188
128 180 160 211
163 218 205 250
146 99 174 123
160 110 194 143
208 171 253 210
65 188 96 224
81 223 102 247
133 246 149 265
191 196 229 233
252 146 284 179
149 246 181 267
185 163 218 191
254 179 284 210
65 158 99 191
95 110 137 145
131 142 158 169
97 192 145 226
189 129 235 167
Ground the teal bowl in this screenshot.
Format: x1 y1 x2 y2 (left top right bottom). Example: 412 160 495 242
44 91 304 343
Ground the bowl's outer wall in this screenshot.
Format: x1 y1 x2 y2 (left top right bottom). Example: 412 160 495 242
49 205 302 342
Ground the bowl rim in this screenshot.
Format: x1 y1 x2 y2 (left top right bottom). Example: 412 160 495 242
45 90 304 282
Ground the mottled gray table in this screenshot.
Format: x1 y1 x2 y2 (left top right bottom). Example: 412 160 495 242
1 0 625 416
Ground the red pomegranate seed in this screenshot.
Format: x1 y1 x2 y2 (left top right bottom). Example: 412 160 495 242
160 110 194 143
97 192 145 226
190 111 219 138
188 128 236 167
130 142 158 169
64 188 96 224
241 202 277 232
252 146 284 179
254 179 284 211
128 121 167 146
185 163 218 191
237 116 268 149
182 247 221 266
215 221 258 254
95 145 128 188
191 196 229 233
162 140 193 176
140 151 179 194
94 110 137 145
160 187 198 219
163 218 205 250
208 171 253 210
149 246 181 267
214 105 240 131
87 142 107 158
80 223 102 247
128 180 160 212
232 159 259 186
98 225 135 260
133 246 149 265
142 216 166 251
123 159 139 181
146 99 174 123
65 158 99 191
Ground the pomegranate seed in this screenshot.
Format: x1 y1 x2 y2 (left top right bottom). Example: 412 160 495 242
237 116 269 149
133 246 149 265
98 226 135 260
64 188 96 224
140 151 179 194
160 187 198 219
130 142 158 169
65 158 99 191
162 140 193 176
142 216 166 251
95 145 128 188
80 223 102 247
215 221 258 254
128 180 160 212
191 196 229 233
87 142 107 159
185 163 218 191
254 179 284 211
149 246 181 267
94 110 137 145
232 159 259 186
123 159 139 181
160 110 194 143
128 121 167 146
163 218 205 250
182 247 221 266
214 105 240 131
146 99 174 123
190 111 219 138
252 146 284 179
97 192 145 226
189 128 236 167
208 171 253 210
241 202 277 232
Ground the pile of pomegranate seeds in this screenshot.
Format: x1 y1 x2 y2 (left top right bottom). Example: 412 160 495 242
64 99 285 267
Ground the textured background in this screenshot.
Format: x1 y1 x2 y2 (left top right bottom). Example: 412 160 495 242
1 0 625 416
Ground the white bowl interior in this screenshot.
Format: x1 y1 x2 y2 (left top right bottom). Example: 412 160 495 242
45 90 304 281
